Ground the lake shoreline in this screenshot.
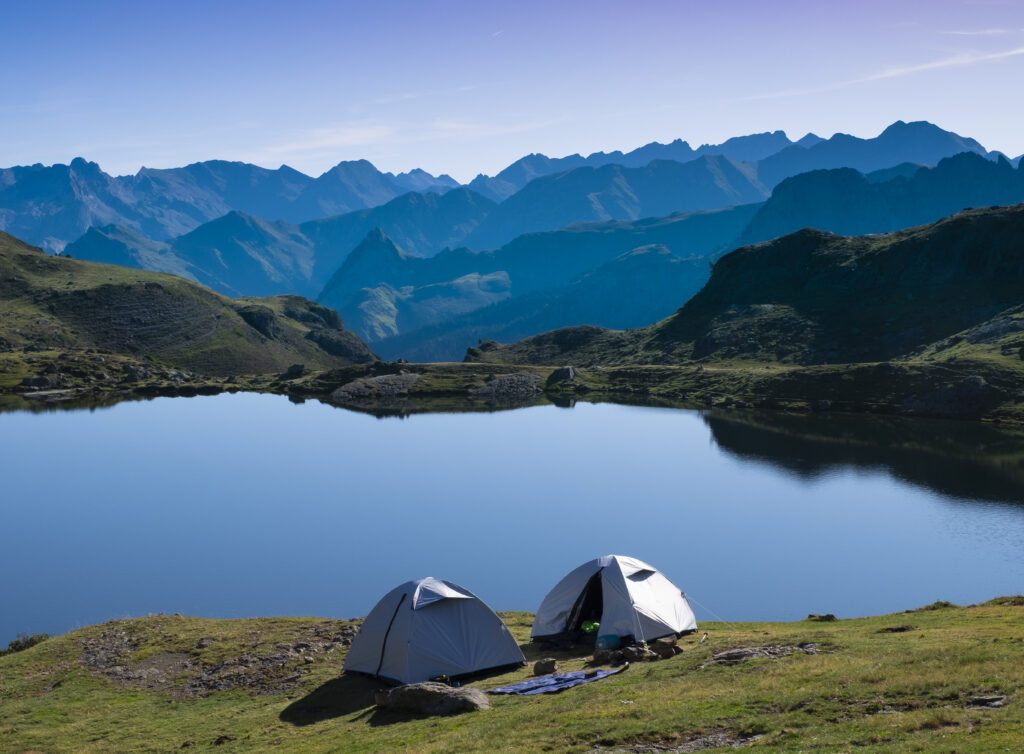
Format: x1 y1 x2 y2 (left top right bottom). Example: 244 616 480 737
4 350 1023 425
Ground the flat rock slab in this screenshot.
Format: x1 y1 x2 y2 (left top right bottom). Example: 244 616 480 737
710 643 820 665
470 372 542 399
592 729 758 752
331 373 420 400
377 682 490 715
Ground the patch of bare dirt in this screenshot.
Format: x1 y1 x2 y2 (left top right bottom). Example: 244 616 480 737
78 620 359 697
592 730 760 752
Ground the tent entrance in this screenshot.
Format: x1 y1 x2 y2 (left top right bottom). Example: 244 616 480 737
567 570 604 636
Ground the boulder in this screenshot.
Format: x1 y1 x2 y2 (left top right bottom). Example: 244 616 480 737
376 682 490 715
236 305 281 339
901 375 1003 419
621 643 658 662
533 658 558 675
18 375 54 389
546 366 577 387
283 364 305 379
592 649 624 666
650 638 682 659
470 372 543 400
330 373 419 401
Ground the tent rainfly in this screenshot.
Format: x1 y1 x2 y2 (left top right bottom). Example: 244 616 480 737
531 555 697 642
343 577 526 684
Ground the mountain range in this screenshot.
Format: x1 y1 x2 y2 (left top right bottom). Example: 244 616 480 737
7 120 1024 363
66 188 496 297
0 158 457 253
3 121 1000 257
465 129 809 201
321 152 1024 360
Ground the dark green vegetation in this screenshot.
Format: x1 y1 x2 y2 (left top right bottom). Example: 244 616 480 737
0 633 49 657
2 601 1023 752
0 232 374 404
469 205 1024 422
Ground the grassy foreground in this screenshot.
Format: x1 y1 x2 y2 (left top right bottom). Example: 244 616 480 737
2 601 1023 753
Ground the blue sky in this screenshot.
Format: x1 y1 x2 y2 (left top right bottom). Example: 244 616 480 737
2 0 1023 180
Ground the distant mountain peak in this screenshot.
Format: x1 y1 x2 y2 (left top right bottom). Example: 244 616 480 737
355 227 404 256
796 133 824 148
880 119 939 136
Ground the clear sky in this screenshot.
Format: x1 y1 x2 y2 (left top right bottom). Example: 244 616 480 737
2 0 1022 181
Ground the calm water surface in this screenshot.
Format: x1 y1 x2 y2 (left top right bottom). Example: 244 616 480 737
2 393 1023 644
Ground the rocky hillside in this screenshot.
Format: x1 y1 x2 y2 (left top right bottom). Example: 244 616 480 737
0 232 375 378
468 204 1024 370
737 152 1024 246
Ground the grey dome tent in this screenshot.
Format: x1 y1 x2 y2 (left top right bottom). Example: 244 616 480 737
344 577 526 684
531 555 697 642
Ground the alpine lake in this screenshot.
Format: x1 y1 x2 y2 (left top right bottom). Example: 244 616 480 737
3 392 1023 645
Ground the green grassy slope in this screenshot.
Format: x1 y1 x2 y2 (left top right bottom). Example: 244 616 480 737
2 601 1023 753
0 232 375 378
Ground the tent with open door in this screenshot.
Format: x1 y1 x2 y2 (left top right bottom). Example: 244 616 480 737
531 555 697 642
344 577 526 684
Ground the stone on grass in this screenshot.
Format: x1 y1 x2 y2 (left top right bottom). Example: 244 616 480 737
533 658 558 675
650 638 682 659
546 366 577 386
376 682 490 715
621 643 658 662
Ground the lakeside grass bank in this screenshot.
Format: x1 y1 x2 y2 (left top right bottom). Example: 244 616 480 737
2 599 1023 753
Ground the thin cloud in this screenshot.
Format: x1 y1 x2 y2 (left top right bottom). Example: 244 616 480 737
737 45 1024 101
242 116 561 172
940 28 1014 36
252 122 398 163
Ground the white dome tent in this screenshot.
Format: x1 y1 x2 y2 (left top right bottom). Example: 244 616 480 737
344 577 526 684
531 555 697 642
